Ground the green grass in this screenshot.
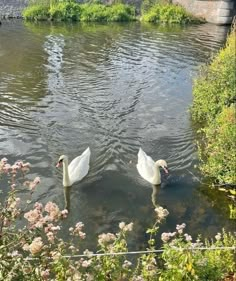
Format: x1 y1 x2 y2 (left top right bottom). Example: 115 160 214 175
23 2 136 22
191 28 236 184
141 3 201 24
22 4 50 21
49 2 82 21
23 1 202 23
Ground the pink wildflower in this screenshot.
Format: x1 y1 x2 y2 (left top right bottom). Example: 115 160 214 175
1 157 8 164
45 202 60 221
22 243 30 251
33 176 40 184
155 206 169 222
122 260 132 269
176 223 186 234
98 233 116 245
184 233 192 242
24 209 43 227
215 233 221 241
34 202 43 211
81 259 92 268
119 222 134 232
29 237 43 255
161 232 176 242
3 163 11 173
61 209 68 218
46 231 55 243
15 160 24 168
24 177 40 191
11 164 20 174
41 269 50 280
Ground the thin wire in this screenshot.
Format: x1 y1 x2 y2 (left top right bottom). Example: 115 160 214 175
25 246 236 261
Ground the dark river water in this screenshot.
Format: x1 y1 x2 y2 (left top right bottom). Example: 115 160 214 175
0 20 233 249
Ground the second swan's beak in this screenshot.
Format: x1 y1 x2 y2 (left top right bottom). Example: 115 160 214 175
56 159 63 168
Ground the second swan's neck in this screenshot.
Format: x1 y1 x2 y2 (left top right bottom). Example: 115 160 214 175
62 158 71 187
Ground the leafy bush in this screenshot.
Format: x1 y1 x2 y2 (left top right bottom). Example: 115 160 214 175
79 3 108 22
191 30 235 124
141 4 199 24
141 0 171 13
191 27 236 184
22 5 50 21
199 106 236 184
49 2 82 21
23 1 136 22
0 157 235 280
160 227 235 281
108 4 136 22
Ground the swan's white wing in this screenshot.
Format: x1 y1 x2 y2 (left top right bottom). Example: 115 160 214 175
68 147 91 185
136 148 155 182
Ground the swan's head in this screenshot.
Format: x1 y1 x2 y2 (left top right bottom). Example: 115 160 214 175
156 160 168 174
56 155 68 168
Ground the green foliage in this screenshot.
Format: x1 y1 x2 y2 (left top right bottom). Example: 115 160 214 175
191 31 235 123
23 0 136 22
49 2 82 21
141 0 171 13
22 5 50 21
108 4 136 22
191 28 236 184
200 106 236 184
160 230 235 281
79 4 108 22
141 3 199 24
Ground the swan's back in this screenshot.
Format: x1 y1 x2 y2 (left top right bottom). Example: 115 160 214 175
68 147 91 185
136 148 155 182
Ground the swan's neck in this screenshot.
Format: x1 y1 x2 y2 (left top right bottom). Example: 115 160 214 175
152 162 161 185
62 158 71 187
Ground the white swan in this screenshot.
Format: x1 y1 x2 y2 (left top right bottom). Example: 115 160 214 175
56 147 91 187
136 148 168 185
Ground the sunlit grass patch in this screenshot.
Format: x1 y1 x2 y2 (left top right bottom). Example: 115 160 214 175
141 3 201 24
23 1 136 22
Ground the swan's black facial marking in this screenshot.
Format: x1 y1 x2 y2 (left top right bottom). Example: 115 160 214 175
56 157 63 168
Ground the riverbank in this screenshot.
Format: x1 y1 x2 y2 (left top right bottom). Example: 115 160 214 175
0 0 235 24
191 23 236 186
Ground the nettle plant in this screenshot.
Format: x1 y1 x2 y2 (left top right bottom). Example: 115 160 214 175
0 157 235 281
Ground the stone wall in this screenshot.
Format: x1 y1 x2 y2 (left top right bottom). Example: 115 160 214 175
172 0 236 25
0 0 29 18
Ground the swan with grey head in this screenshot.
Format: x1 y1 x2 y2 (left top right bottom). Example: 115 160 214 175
136 148 168 185
56 147 91 187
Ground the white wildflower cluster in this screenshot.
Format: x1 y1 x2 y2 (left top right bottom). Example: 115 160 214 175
69 222 86 239
154 206 169 222
119 222 134 232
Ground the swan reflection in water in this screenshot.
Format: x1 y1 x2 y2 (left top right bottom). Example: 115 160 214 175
151 184 161 208
64 186 71 211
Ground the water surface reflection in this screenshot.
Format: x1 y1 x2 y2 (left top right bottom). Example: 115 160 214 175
0 20 232 248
